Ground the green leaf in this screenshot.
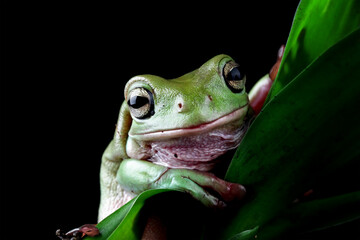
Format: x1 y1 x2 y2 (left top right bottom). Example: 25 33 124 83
267 0 360 101
84 189 171 240
215 27 360 239
214 0 360 237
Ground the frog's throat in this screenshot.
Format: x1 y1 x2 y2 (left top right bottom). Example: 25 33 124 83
129 104 248 141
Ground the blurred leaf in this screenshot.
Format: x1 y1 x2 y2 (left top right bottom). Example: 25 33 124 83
258 191 360 239
227 226 259 240
290 191 360 232
267 0 360 100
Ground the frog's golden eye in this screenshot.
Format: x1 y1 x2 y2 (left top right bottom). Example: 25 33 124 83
223 61 246 93
127 88 154 119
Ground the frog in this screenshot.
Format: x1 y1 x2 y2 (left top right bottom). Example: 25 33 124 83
57 47 284 239
97 47 284 221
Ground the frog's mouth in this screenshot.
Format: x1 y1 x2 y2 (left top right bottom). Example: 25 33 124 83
129 104 249 141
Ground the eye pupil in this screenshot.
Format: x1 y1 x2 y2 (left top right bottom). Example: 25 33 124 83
128 96 149 109
229 67 243 80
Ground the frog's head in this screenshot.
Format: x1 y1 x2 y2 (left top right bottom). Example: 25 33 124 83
124 54 250 141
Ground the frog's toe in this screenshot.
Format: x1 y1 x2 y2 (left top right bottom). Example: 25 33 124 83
163 169 246 206
221 182 246 202
56 229 67 240
182 170 246 202
168 174 225 208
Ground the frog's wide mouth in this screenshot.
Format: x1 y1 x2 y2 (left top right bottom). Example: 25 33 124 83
129 104 248 141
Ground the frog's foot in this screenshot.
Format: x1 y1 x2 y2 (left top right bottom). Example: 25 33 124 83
249 45 285 115
160 168 246 208
56 229 66 240
56 229 82 240
56 224 99 240
269 45 285 81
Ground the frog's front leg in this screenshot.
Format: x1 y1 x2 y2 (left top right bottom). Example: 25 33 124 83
117 159 246 207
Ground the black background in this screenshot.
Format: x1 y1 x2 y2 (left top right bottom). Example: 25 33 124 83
3 1 301 239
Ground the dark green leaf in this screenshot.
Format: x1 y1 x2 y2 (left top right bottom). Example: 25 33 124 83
215 27 360 239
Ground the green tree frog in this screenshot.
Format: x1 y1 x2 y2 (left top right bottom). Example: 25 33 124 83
97 50 283 221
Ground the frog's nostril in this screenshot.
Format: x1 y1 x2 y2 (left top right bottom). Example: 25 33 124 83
176 96 187 113
177 101 186 112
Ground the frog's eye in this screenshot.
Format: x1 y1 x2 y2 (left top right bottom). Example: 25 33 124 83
127 88 154 119
223 61 246 93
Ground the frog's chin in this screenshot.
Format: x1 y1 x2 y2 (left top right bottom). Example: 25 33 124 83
129 104 248 141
